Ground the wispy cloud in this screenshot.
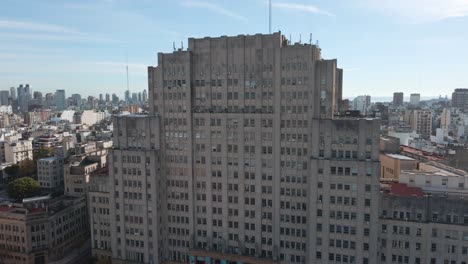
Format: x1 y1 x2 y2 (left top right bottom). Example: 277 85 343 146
272 2 334 17
363 0 468 23
344 67 361 72
181 0 248 21
0 32 121 43
0 19 74 33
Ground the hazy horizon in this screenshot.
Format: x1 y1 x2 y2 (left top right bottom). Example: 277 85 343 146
1 0 467 98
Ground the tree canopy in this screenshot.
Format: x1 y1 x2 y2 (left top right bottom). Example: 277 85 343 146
8 177 41 201
3 159 35 180
35 147 55 160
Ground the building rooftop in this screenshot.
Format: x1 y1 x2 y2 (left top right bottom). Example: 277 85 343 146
39 156 59 162
386 154 415 161
401 146 446 161
388 183 425 198
22 194 51 204
404 161 468 177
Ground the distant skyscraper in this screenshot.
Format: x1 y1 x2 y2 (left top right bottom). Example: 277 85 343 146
112 93 119 105
352 95 371 115
451 88 468 110
33 91 43 105
409 93 420 106
124 90 130 104
393 92 404 106
99 93 103 103
142 89 147 102
440 107 451 129
87 96 94 105
17 84 31 112
71 94 82 107
9 87 16 100
105 93 110 103
131 92 137 103
45 93 54 108
137 92 142 103
0 90 9 106
55 89 66 111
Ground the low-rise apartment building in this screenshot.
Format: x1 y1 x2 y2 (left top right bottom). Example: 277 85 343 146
37 157 64 189
379 184 468 264
0 195 89 264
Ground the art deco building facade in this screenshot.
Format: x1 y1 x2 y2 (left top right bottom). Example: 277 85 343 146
0 196 89 264
105 32 381 264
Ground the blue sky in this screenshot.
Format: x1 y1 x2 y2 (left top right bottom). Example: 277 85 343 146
0 0 467 99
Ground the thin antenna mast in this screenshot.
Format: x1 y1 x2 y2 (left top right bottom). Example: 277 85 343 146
269 0 272 34
126 54 129 93
309 33 312 44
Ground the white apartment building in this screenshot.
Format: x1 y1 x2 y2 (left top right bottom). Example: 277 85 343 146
80 110 110 126
37 156 64 188
409 93 420 106
4 137 33 164
399 161 468 194
352 95 371 115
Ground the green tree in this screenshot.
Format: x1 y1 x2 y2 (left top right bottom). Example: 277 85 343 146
35 147 55 160
8 177 41 201
3 164 19 178
18 159 35 177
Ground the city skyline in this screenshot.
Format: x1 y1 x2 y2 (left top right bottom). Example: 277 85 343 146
0 26 468 264
1 0 467 97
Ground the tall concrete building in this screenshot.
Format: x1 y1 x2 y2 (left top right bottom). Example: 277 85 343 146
17 84 31 112
393 92 404 107
55 89 66 111
44 93 54 108
33 91 43 105
112 93 119 105
103 32 381 264
124 90 131 104
409 109 433 139
9 87 16 100
70 93 82 107
409 93 420 106
440 107 451 130
452 88 468 110
0 90 9 105
142 89 148 103
109 115 161 263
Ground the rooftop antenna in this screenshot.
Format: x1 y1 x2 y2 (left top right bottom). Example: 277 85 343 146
309 33 312 44
299 34 302 43
181 41 184 50
126 54 129 94
269 0 272 34
173 42 176 52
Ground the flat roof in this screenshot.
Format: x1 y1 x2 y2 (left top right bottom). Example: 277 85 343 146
386 154 415 161
39 156 59 162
